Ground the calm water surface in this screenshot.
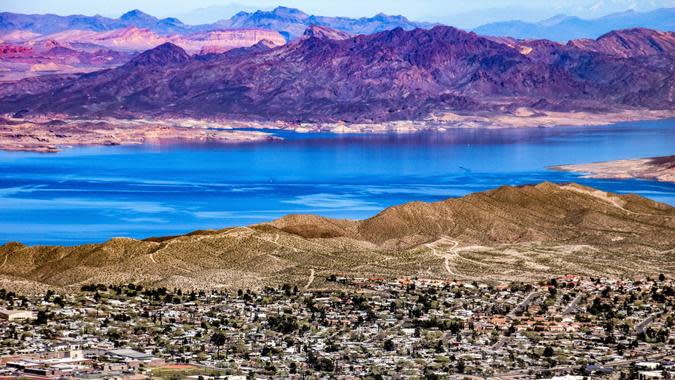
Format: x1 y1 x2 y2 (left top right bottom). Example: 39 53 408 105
1 119 674 245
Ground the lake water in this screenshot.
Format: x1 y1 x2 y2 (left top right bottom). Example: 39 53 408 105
1 119 674 246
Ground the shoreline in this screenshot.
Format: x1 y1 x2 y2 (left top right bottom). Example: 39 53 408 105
551 155 675 184
0 117 277 153
1 108 674 153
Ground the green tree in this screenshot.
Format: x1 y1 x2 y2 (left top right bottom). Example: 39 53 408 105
35 310 49 325
543 346 554 357
456 360 465 373
210 331 226 359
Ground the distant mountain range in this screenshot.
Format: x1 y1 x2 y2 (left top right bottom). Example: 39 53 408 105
473 7 675 42
212 6 433 40
0 7 432 40
0 38 132 82
0 27 285 81
1 26 672 121
4 6 673 44
1 27 285 54
0 9 197 35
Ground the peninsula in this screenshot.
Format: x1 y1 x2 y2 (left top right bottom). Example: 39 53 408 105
552 155 675 184
0 117 275 153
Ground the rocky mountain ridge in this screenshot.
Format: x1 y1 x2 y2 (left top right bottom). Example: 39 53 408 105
0 7 431 39
1 26 287 54
0 25 672 121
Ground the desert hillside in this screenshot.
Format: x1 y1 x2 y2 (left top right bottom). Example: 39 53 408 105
0 182 673 292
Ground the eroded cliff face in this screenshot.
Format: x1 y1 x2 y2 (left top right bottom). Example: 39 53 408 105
185 30 286 54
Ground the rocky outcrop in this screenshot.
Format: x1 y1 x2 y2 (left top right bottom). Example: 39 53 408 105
567 28 675 57
124 42 191 67
302 25 351 41
177 29 285 54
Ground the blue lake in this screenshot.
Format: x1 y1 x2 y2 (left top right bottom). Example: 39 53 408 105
1 119 674 246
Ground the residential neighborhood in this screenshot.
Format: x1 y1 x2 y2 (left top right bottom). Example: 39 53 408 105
0 275 672 379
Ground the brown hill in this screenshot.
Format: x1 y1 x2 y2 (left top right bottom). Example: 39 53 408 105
0 182 673 292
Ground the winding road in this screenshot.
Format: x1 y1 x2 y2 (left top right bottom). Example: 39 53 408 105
424 236 459 276
0 252 8 269
304 269 315 289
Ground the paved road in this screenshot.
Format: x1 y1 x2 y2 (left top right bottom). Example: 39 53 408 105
508 291 539 318
490 352 669 379
493 291 541 350
492 336 510 350
636 312 661 334
562 293 583 315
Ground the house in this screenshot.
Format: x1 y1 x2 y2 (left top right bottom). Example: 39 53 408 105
105 349 154 362
638 371 663 380
637 362 661 370
0 309 36 321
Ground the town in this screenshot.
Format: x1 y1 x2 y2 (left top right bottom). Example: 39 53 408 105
0 275 673 379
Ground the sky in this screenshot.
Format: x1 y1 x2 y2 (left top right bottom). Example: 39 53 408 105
2 0 675 28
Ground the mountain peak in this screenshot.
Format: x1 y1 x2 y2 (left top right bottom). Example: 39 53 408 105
303 25 351 41
272 6 307 16
126 42 190 67
159 17 184 26
373 13 408 22
120 9 156 21
568 28 675 57
539 14 570 26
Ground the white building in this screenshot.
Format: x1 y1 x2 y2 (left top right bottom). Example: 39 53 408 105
0 309 36 321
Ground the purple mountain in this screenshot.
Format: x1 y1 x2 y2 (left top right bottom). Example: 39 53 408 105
0 26 673 122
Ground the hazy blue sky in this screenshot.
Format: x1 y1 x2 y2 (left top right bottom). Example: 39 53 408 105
3 0 675 27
